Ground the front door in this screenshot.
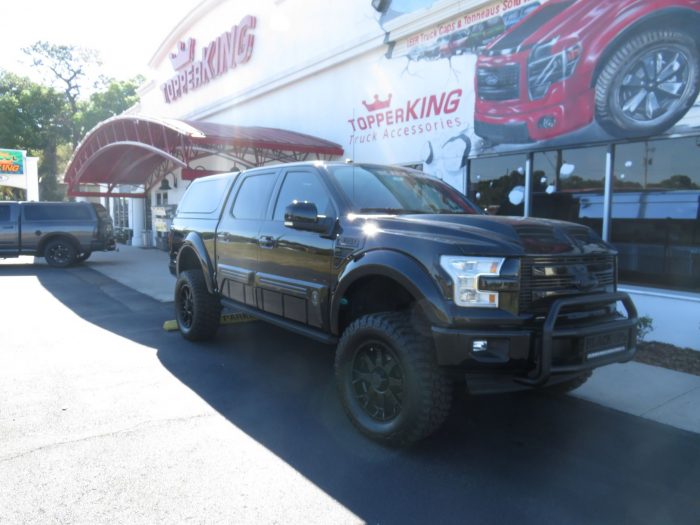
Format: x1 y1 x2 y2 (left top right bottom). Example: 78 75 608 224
256 167 337 329
215 171 278 308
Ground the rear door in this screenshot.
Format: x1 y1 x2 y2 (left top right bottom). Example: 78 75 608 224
255 167 337 329
215 170 278 308
0 203 18 255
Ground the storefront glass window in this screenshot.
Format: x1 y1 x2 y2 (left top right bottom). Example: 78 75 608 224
612 137 700 290
469 154 527 214
531 145 607 232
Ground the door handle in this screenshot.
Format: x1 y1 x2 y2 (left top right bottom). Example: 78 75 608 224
258 235 275 248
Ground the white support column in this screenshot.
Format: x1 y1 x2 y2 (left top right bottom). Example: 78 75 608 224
25 157 39 201
524 153 533 217
602 145 615 242
131 197 145 247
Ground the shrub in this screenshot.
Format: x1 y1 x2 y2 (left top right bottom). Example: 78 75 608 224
637 315 654 344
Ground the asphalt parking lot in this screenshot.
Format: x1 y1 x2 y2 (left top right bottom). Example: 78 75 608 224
1 263 700 524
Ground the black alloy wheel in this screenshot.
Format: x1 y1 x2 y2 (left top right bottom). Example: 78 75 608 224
595 29 700 137
174 270 222 341
335 312 452 446
351 340 405 422
44 238 78 268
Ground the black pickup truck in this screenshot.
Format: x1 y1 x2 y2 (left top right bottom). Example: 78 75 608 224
169 162 637 445
0 201 116 267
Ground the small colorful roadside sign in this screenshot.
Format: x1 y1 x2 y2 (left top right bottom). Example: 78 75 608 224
0 149 25 176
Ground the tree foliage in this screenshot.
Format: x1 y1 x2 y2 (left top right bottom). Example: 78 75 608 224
0 42 143 201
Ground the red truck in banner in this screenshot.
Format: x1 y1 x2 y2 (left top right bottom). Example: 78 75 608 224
474 0 700 144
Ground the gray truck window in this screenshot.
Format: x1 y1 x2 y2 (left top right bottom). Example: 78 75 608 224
24 204 92 221
178 177 231 214
231 173 276 219
273 170 334 221
0 205 10 221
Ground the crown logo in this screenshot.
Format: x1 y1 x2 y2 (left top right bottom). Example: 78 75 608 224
362 93 392 112
169 38 196 71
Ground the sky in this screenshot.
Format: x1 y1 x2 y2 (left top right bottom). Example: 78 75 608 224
2 0 200 84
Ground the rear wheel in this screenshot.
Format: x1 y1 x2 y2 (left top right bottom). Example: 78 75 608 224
335 312 452 446
174 270 222 341
595 29 700 137
44 238 78 268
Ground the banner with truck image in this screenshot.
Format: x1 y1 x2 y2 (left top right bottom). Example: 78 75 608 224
365 0 700 160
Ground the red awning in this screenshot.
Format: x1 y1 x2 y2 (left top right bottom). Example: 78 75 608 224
65 115 344 197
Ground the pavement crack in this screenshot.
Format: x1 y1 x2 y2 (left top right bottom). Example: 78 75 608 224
640 384 700 416
0 413 214 463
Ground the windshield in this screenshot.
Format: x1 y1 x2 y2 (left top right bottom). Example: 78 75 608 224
328 165 480 215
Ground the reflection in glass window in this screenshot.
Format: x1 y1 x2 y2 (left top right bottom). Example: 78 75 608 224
531 146 607 232
469 154 527 214
231 174 275 220
274 171 334 221
615 137 700 190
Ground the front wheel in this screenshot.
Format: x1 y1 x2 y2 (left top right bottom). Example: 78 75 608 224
174 270 222 341
595 29 700 138
335 312 452 446
44 238 78 267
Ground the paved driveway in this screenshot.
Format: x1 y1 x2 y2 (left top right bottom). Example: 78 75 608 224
1 264 699 524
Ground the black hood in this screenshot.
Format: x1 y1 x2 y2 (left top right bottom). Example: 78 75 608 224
358 214 612 257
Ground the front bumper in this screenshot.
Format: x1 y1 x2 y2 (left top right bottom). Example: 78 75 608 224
432 292 638 387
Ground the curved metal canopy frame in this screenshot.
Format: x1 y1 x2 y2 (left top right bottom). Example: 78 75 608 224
65 115 344 197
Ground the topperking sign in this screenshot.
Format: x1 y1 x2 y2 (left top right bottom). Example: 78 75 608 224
161 15 257 104
0 149 25 177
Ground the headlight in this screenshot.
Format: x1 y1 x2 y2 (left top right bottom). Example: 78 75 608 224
440 256 505 308
528 40 582 100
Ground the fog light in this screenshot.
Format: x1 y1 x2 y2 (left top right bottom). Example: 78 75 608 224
472 340 488 353
538 116 556 129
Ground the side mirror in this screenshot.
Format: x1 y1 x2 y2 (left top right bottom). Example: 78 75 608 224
284 201 332 234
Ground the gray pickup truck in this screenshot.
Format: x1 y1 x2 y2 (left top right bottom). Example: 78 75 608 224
0 201 116 267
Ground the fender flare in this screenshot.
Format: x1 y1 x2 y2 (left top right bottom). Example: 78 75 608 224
330 250 451 335
176 232 217 294
38 233 83 255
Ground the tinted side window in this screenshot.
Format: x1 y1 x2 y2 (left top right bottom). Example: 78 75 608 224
273 171 334 221
24 204 92 221
0 205 10 221
231 173 276 219
178 177 231 214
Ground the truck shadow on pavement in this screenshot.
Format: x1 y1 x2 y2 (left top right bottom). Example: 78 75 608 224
18 264 700 525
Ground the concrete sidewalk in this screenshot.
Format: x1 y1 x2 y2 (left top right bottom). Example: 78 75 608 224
81 245 700 436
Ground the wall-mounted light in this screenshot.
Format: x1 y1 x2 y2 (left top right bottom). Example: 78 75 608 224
159 173 178 191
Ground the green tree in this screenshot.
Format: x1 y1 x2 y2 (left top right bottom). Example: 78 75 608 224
75 76 143 138
0 71 70 201
8 42 143 201
22 41 102 144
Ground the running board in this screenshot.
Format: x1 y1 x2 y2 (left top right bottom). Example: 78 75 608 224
221 299 338 345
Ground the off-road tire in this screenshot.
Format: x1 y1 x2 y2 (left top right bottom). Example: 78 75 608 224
595 29 700 138
44 237 78 268
542 371 592 395
174 269 222 341
335 312 452 446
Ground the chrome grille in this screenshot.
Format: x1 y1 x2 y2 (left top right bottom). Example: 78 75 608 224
519 254 616 314
477 64 520 101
